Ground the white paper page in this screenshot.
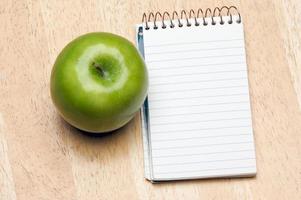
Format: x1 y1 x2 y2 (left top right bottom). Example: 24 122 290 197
139 16 256 181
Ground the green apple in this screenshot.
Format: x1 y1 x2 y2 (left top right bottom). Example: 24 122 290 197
50 32 148 133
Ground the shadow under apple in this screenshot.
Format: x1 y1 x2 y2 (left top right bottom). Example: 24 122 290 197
55 113 139 160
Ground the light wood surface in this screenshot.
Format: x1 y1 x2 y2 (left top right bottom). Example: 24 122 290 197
0 0 301 199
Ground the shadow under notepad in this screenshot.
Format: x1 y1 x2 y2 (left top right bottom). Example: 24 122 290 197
150 174 257 185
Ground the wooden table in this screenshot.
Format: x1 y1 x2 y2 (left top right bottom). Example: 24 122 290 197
0 0 300 199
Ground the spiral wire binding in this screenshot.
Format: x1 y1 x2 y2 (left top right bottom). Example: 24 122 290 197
142 6 241 30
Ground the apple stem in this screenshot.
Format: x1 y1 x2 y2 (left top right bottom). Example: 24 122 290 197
92 62 105 78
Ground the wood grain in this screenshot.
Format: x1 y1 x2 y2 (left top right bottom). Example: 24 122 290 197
0 0 300 199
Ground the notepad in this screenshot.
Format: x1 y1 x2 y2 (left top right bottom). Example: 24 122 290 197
136 7 256 182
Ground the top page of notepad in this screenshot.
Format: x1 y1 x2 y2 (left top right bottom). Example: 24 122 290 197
140 15 256 181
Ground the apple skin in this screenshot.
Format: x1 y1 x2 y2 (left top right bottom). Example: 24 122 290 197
50 32 148 133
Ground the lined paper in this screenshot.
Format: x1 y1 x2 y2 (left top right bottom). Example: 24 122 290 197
137 16 256 181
